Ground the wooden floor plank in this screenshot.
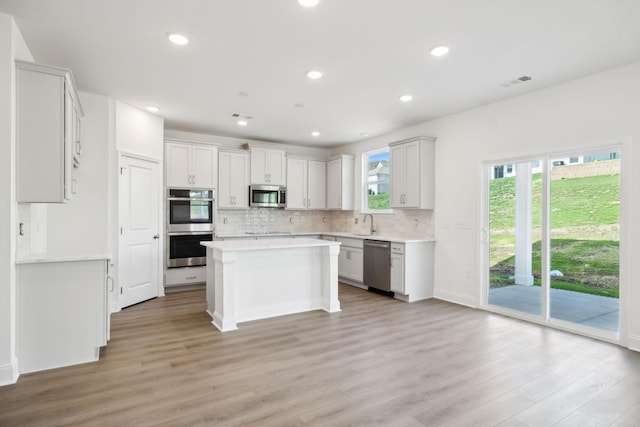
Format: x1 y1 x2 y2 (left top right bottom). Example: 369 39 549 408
1 284 639 426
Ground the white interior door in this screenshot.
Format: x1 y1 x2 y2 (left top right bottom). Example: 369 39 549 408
119 155 160 308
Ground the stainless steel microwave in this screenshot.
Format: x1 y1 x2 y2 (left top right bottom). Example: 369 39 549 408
249 185 286 208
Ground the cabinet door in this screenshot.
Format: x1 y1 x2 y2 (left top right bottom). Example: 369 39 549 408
390 253 405 293
389 144 405 208
338 247 350 278
266 149 286 185
218 152 233 208
229 152 250 207
349 247 364 282
192 145 217 189
286 158 308 209
326 159 341 209
307 160 326 209
402 141 421 207
250 147 268 184
165 143 192 188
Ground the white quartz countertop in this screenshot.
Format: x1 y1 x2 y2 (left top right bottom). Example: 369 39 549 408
215 232 435 244
202 237 340 252
16 253 112 264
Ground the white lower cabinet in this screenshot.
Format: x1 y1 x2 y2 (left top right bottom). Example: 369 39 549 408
337 237 363 283
17 259 108 373
391 241 434 302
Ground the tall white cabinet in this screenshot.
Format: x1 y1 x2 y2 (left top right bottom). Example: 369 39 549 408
165 140 218 189
286 157 326 210
16 60 83 203
326 155 355 210
389 136 435 209
218 150 250 208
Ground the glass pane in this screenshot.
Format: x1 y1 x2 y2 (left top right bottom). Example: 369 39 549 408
367 150 390 210
488 161 542 316
549 152 620 332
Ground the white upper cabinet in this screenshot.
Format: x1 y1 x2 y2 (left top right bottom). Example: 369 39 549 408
326 155 354 210
249 146 286 185
286 157 326 210
389 136 435 209
218 150 250 209
17 60 83 203
165 141 217 189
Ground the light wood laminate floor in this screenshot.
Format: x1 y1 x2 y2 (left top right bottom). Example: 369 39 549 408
2 284 639 426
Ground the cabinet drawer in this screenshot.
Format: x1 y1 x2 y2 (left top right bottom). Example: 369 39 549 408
165 266 206 286
391 243 404 254
338 237 364 248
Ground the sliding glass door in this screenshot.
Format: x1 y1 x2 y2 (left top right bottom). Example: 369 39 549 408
484 149 620 336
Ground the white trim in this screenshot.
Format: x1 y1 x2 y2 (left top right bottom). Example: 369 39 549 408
434 289 477 308
361 146 392 214
628 334 640 352
116 152 164 311
480 141 626 346
0 357 19 386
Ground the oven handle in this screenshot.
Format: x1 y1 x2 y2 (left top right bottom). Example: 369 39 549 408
166 232 214 236
167 197 215 202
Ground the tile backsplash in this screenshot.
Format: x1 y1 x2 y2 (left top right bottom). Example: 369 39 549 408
215 208 332 235
215 207 434 238
329 209 434 238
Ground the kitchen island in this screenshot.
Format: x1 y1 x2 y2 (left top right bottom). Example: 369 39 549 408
201 238 341 332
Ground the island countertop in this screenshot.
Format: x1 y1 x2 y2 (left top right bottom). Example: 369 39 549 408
201 237 340 252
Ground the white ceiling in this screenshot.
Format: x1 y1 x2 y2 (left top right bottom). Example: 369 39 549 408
2 0 640 148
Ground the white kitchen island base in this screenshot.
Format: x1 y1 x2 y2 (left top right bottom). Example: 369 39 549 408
202 238 341 332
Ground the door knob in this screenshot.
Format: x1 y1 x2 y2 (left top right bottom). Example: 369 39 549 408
153 235 160 239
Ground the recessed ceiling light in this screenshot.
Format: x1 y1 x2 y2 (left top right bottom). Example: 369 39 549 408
237 120 248 126
311 131 320 137
306 70 323 79
399 94 413 102
167 33 189 45
430 45 450 57
360 133 369 137
146 106 160 113
298 0 320 7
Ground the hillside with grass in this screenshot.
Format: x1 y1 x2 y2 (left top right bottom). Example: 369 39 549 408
490 172 620 297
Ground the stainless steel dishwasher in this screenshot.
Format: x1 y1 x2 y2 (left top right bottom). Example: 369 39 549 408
363 239 391 293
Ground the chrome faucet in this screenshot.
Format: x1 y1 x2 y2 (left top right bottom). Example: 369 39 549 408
363 214 376 235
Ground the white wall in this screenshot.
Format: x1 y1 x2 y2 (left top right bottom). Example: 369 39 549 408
0 13 33 386
334 60 640 350
116 100 164 160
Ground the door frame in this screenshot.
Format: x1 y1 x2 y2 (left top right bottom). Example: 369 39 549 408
115 151 164 312
479 140 630 346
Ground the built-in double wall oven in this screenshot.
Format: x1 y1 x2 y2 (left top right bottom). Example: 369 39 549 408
166 188 214 268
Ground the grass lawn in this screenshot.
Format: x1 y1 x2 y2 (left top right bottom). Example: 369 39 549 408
368 193 389 210
489 170 620 298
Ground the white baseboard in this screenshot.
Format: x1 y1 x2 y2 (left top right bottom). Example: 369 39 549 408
0 357 19 386
433 288 477 308
628 334 640 353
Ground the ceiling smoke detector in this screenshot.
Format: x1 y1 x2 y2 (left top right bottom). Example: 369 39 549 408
500 75 533 88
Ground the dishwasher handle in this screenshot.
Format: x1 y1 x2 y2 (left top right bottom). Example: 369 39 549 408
364 240 390 248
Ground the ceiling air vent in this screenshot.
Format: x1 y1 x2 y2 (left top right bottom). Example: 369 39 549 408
500 75 533 88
